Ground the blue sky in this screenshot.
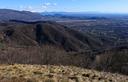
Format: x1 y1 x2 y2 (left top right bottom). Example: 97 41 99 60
0 0 128 13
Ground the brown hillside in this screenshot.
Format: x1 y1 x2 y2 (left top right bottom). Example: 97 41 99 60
0 21 104 51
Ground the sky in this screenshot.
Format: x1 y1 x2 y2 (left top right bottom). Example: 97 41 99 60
0 0 128 13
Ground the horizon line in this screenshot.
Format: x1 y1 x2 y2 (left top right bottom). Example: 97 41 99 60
1 8 128 14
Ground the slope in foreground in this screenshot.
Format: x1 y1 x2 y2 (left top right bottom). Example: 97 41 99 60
0 64 127 82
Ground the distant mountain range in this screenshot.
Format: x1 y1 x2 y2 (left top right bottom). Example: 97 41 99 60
41 12 128 20
1 9 128 22
0 9 43 21
41 12 128 16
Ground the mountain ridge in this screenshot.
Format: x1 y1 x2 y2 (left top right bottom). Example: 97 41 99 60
0 9 43 21
0 20 104 52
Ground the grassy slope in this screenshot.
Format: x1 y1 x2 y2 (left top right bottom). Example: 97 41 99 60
0 64 127 82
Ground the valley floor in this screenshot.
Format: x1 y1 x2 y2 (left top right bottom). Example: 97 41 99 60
0 64 127 82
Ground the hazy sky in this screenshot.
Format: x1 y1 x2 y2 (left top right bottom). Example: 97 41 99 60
0 0 128 13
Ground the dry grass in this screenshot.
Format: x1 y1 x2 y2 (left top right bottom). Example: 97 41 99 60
0 64 127 82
